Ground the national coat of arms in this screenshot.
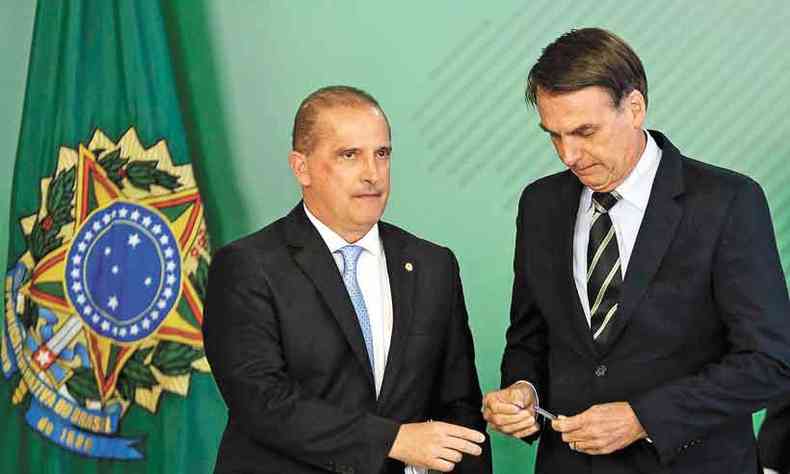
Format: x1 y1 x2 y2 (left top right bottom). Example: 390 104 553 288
2 128 211 459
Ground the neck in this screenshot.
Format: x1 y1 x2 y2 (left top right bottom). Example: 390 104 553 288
303 200 371 244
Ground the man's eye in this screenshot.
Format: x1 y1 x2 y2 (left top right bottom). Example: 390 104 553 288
341 151 356 159
376 149 391 159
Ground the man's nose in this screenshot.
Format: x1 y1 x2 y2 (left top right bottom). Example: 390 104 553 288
558 139 582 168
360 154 380 183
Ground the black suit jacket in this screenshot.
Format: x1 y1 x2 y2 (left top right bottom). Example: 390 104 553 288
501 130 790 473
203 204 491 473
758 397 790 472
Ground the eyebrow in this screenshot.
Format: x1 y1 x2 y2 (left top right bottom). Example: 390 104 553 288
336 147 359 155
334 145 392 154
539 123 596 135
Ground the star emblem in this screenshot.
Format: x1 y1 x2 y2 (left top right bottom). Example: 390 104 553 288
21 131 209 404
35 348 52 367
107 295 119 311
128 233 141 248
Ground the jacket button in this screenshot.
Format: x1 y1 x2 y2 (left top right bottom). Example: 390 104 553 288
595 365 607 377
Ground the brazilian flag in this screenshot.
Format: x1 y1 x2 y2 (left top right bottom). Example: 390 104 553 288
1 1 225 472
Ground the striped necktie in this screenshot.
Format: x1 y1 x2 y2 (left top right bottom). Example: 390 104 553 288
587 191 622 345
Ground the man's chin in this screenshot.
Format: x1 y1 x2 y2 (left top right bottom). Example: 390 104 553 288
352 210 385 229
576 175 610 192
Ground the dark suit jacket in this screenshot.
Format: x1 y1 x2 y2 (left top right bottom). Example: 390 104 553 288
501 130 790 473
759 397 790 472
203 204 491 474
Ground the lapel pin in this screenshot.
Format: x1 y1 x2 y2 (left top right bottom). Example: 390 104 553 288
404 262 413 272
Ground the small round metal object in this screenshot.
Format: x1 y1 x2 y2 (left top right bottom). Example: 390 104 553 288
595 364 608 377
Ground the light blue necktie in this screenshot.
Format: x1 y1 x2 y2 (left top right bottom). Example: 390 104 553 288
337 245 375 372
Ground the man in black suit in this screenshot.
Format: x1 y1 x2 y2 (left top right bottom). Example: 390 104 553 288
203 86 491 473
483 28 790 473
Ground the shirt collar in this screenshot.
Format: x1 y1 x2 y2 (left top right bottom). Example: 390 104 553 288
303 203 382 256
582 130 662 212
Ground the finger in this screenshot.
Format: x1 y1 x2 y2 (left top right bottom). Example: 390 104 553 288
489 410 533 428
511 423 541 438
513 384 537 406
562 425 604 445
497 415 537 435
443 435 483 456
445 424 486 444
577 444 613 456
505 387 529 408
427 458 456 473
561 429 594 443
487 401 522 415
483 390 510 408
436 447 463 464
552 414 584 433
574 438 610 454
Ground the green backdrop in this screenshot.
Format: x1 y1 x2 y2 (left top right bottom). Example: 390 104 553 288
2 1 788 472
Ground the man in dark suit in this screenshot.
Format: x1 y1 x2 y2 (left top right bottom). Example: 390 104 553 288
203 86 491 474
483 28 790 473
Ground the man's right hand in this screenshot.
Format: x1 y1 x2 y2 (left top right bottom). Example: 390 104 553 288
482 382 540 438
388 421 485 472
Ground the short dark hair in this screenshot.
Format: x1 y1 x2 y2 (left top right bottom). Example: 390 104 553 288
292 85 389 154
526 28 648 109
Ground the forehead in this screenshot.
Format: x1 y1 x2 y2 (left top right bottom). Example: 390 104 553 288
536 86 617 132
314 105 390 146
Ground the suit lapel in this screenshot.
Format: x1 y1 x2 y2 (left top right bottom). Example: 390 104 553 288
377 223 415 405
597 131 686 356
556 174 599 358
284 204 376 389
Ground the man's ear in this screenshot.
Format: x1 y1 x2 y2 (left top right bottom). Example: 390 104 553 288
288 151 310 187
626 89 646 129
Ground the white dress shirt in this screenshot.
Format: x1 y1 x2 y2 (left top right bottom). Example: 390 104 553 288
572 130 662 325
305 206 425 474
304 204 393 395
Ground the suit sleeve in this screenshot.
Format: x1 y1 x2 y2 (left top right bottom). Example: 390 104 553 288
500 190 550 444
430 250 492 473
759 396 790 471
630 179 790 465
203 245 400 473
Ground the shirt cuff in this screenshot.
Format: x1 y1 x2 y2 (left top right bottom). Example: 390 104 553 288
513 380 540 408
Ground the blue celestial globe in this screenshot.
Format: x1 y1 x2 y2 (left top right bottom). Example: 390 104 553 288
64 201 182 343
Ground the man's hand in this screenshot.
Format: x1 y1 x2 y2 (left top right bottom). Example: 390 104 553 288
482 382 540 438
388 421 485 472
551 401 647 455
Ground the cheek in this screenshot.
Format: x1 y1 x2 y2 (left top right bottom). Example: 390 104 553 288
380 163 391 185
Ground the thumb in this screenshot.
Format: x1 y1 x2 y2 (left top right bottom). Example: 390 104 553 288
506 385 529 409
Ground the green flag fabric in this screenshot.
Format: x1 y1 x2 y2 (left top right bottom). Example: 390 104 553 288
1 1 225 472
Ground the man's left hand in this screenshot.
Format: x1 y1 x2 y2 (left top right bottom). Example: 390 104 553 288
551 402 647 455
